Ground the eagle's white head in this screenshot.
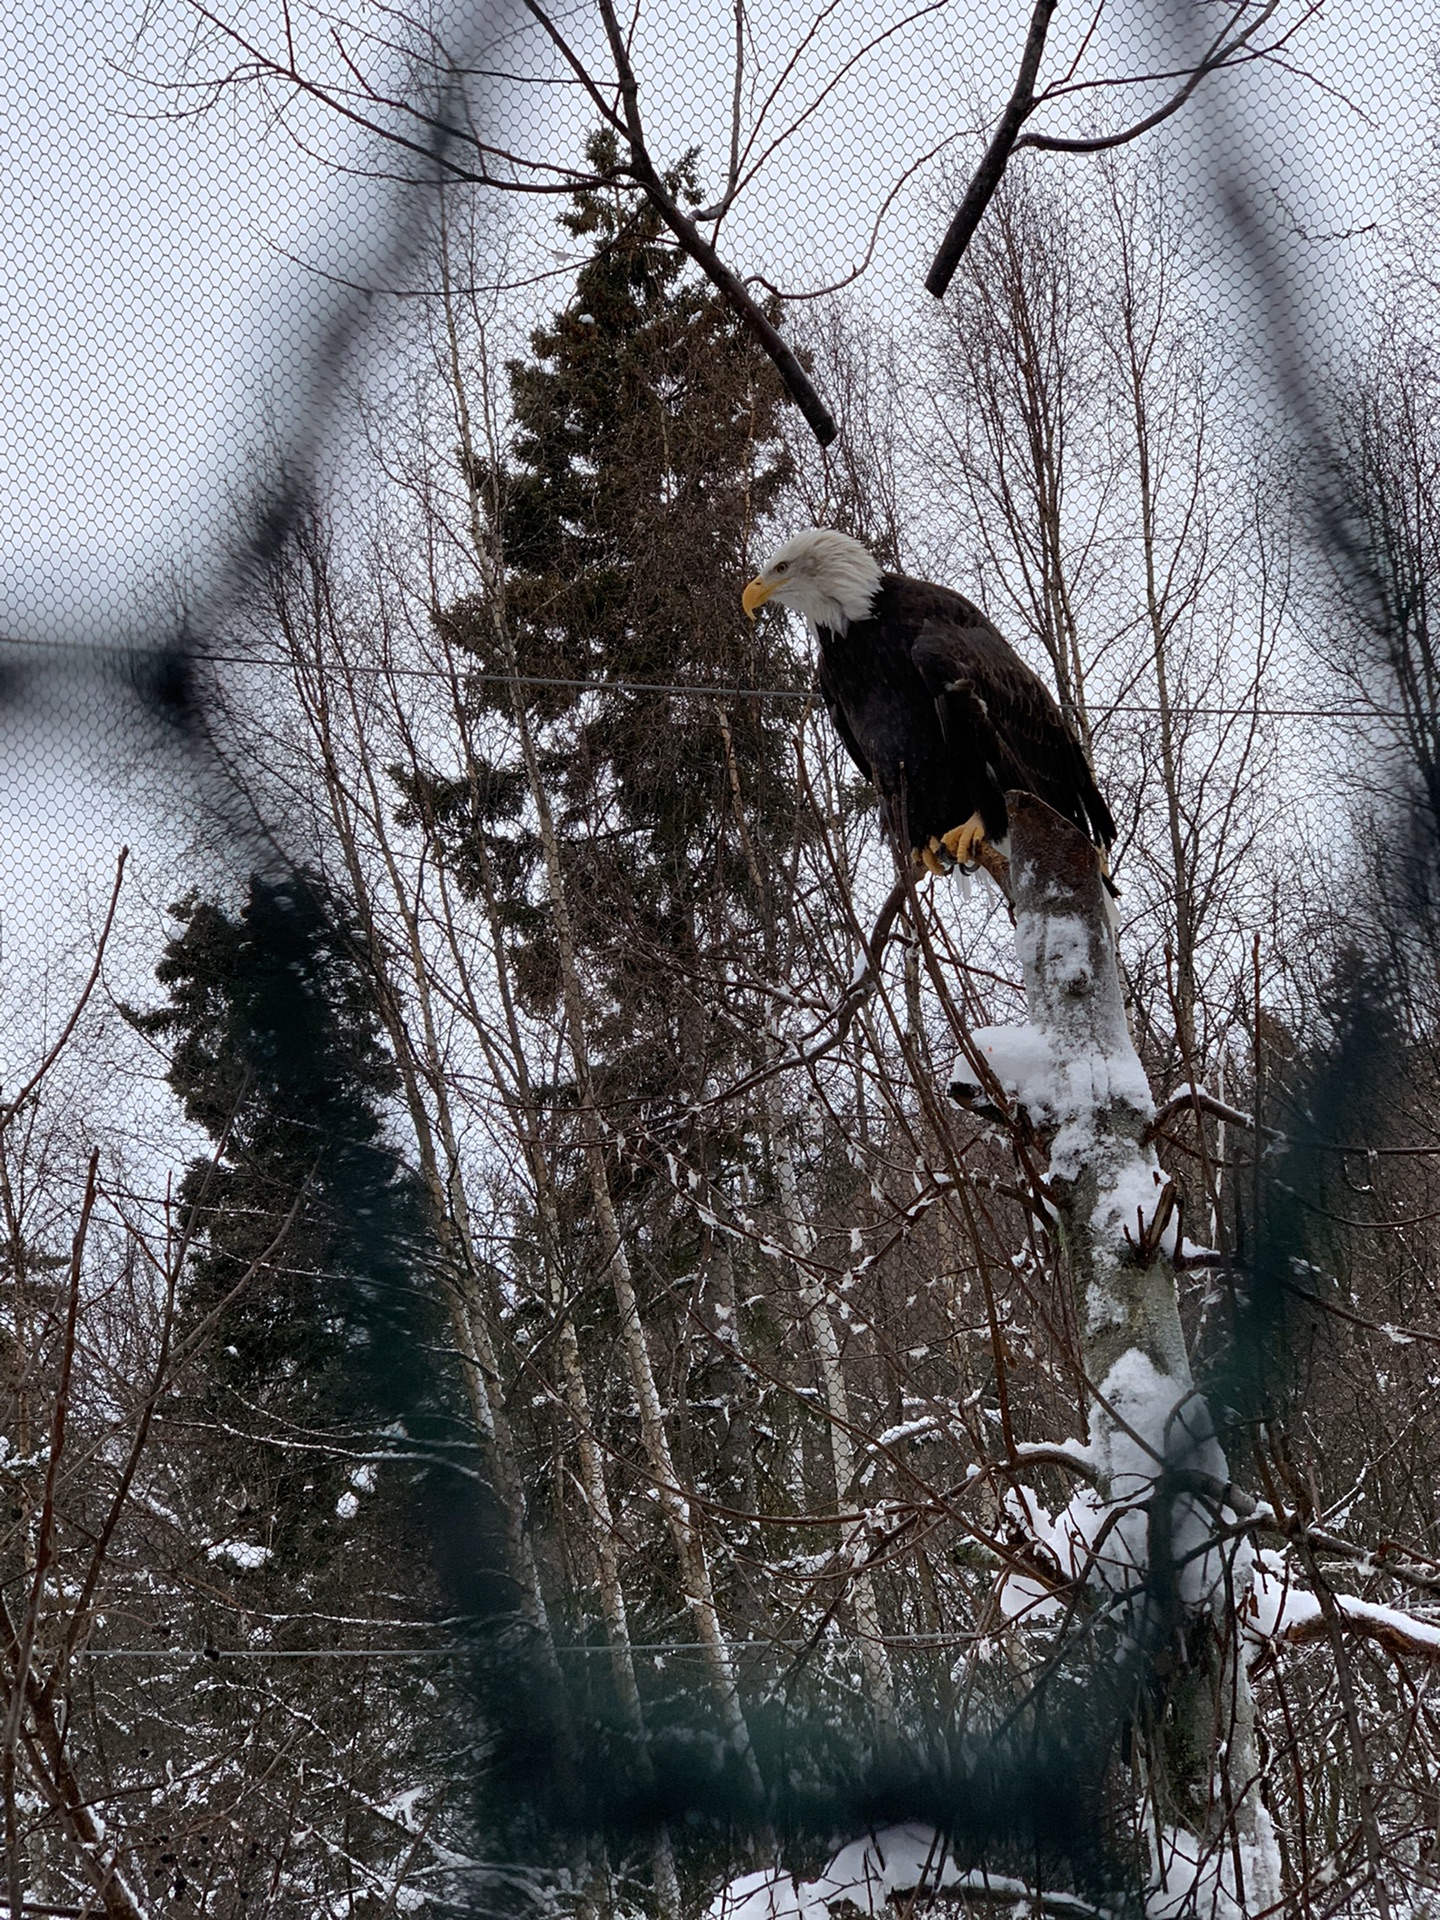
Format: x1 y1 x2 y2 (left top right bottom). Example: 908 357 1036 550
742 528 882 635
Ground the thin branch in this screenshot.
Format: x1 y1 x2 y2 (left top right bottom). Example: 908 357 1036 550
1143 1082 1268 1143
926 0 1301 294
924 0 1057 297
595 0 836 442
0 852 128 1129
687 869 910 1113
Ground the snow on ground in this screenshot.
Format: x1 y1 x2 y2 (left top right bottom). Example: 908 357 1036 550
705 1825 1109 1918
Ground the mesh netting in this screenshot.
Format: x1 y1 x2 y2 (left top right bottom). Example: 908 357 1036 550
3 0 1426 973
1 1 1437 1915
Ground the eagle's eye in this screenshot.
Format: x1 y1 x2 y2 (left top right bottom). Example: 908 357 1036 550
775 560 790 574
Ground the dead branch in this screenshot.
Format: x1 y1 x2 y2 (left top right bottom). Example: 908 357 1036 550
1264 1596 1440 1664
926 0 1302 296
1142 1083 1269 1143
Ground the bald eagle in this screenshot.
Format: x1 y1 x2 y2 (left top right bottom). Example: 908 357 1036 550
742 528 1114 879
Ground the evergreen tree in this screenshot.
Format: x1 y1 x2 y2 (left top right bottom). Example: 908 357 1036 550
395 141 814 1642
133 871 440 1580
415 131 802 1103
123 872 488 1911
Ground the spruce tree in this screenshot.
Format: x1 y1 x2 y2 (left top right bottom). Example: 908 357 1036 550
417 131 801 1105
397 141 810 1639
134 871 440 1585
124 873 488 1910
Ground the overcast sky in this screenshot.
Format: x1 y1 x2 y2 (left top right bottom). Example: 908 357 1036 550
0 0 1427 647
0 0 1432 1041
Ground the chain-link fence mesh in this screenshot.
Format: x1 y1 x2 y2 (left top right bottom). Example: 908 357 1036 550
2 0 1438 1914
3 0 1426 979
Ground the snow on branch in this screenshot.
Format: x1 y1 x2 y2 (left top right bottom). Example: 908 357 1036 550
1142 1083 1270 1143
1248 1550 1440 1664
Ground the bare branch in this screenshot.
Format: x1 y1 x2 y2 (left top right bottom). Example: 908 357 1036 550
924 0 1057 297
927 0 1305 294
0 851 128 1130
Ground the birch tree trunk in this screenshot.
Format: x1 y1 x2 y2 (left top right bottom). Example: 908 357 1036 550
274 591 564 1676
430 243 769 1849
514 679 765 1805
997 793 1279 1916
764 1075 897 1739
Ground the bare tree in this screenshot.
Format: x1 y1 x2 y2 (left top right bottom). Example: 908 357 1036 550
146 0 1320 452
924 0 1314 297
0 851 467 1918
925 161 1107 741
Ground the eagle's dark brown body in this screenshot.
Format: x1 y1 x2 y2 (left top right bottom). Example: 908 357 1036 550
815 573 1114 858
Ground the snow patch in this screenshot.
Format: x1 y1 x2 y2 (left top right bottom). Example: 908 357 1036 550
1146 1811 1282 1919
1089 1350 1234 1608
336 1460 378 1520
377 1786 428 1830
1093 1162 1176 1262
996 1479 1112 1623
963 1022 1055 1113
1093 1349 1186 1480
705 1868 829 1919
873 1414 941 1448
708 1826 1107 1919
1320 1590 1440 1646
1017 910 1093 994
957 1019 1154 1192
206 1541 271 1572
810 1826 962 1909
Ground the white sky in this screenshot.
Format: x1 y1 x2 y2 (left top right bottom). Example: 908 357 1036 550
0 0 1426 646
0 0 1432 1060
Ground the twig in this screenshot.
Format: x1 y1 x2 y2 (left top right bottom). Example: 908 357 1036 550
595 0 837 443
688 872 911 1112
0 853 128 1130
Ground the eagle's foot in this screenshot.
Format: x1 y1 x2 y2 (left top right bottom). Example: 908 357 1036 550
941 812 987 869
916 837 953 878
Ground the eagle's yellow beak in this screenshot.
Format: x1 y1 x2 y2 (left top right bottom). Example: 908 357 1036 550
742 575 776 621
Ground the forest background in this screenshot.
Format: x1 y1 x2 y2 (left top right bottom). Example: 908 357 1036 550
4 0 1440 1915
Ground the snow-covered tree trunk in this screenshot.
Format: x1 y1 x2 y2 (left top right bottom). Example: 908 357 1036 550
993 793 1280 1917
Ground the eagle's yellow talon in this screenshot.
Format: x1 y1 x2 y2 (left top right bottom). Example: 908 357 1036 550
941 812 986 868
916 841 948 877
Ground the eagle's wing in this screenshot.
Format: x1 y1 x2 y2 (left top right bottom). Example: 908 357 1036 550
910 611 1115 848
817 658 873 783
